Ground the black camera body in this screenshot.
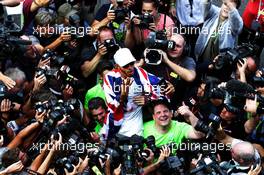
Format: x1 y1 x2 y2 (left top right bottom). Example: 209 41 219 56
138 13 154 29
195 113 221 140
42 49 65 66
145 30 175 65
114 8 129 24
103 38 119 54
214 43 255 70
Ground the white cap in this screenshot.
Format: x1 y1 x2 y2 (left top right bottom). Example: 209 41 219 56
114 48 136 67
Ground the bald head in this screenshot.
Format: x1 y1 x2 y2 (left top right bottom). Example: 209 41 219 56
168 34 186 58
232 141 255 166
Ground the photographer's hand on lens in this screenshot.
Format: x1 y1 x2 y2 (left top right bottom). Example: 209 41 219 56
144 148 155 164
0 135 3 147
0 99 12 113
148 23 157 32
248 164 262 175
132 16 141 25
33 74 47 92
63 85 74 100
35 110 47 124
237 58 247 73
113 164 122 175
244 95 258 115
160 50 170 64
125 17 132 29
56 115 68 126
0 72 16 90
107 10 116 22
97 44 108 57
38 57 50 68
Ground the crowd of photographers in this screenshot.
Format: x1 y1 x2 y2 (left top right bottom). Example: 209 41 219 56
0 0 263 174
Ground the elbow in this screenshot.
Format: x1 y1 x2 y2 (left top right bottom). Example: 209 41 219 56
185 72 196 82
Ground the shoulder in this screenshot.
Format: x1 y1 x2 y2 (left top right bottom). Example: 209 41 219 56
144 120 155 128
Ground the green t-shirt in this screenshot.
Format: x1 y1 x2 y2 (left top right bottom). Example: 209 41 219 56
143 120 192 148
95 121 103 134
84 84 105 110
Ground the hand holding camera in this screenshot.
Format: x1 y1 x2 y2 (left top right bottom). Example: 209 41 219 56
107 10 116 22
97 43 108 57
59 32 71 42
35 109 47 124
0 72 16 90
33 73 47 92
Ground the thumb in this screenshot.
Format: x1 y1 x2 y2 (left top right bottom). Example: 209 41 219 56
64 168 69 174
182 101 186 106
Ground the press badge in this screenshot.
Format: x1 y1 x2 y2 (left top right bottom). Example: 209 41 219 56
170 72 178 79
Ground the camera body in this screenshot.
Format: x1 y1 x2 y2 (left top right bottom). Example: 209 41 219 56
195 113 221 140
138 13 154 29
103 38 119 54
42 49 65 66
214 43 255 70
145 30 175 65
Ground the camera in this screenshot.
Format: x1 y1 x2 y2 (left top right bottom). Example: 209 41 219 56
144 31 175 65
214 43 255 71
138 13 154 29
113 0 129 25
42 49 65 66
103 38 119 54
195 113 221 141
159 156 185 175
56 155 79 173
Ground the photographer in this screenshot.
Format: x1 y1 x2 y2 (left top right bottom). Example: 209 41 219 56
144 33 196 107
216 126 262 175
126 0 174 49
195 0 243 70
91 0 135 44
80 26 118 88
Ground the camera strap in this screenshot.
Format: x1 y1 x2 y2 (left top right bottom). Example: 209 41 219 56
163 13 166 32
189 0 193 17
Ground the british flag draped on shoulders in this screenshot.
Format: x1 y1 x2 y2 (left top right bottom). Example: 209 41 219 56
101 48 169 140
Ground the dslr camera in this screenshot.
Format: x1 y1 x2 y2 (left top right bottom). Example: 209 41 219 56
102 38 119 55
145 30 175 65
113 0 130 24
42 49 65 66
138 13 154 29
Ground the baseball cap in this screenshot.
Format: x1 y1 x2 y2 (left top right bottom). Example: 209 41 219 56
114 48 136 67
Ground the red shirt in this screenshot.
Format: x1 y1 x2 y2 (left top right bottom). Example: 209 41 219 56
243 0 264 32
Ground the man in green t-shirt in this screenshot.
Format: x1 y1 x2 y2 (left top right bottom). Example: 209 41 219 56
144 99 204 148
88 97 108 134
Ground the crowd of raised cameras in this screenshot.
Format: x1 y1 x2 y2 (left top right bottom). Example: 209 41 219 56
0 0 263 174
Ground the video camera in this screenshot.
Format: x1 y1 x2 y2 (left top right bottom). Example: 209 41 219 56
213 43 256 71
145 30 175 65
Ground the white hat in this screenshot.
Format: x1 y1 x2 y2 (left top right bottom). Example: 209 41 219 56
114 48 136 67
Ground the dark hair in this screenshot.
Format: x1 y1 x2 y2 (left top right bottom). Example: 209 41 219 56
1 148 20 168
35 11 54 26
234 0 241 9
151 99 171 114
88 97 107 111
142 0 159 9
97 60 114 75
31 88 58 104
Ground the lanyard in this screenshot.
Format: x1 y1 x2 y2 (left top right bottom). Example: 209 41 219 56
257 0 263 21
